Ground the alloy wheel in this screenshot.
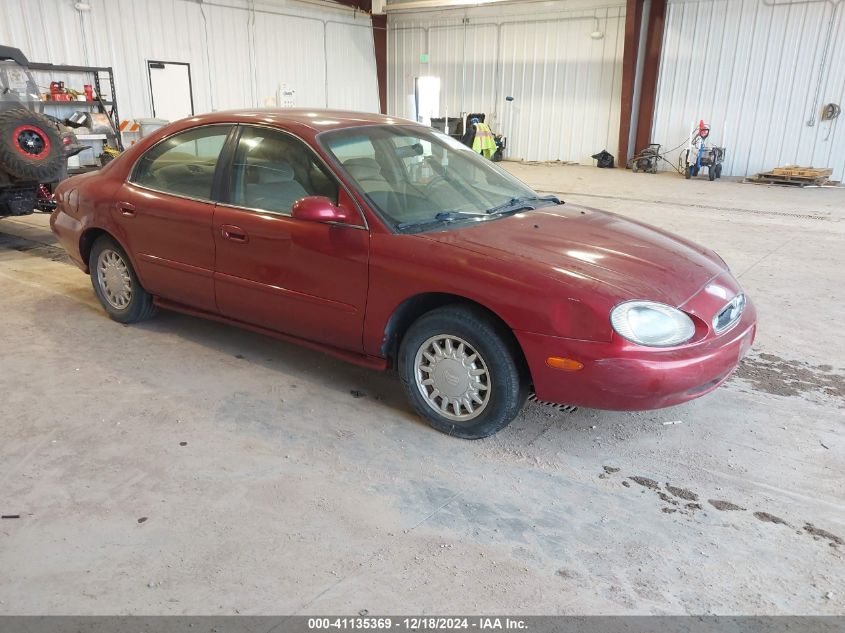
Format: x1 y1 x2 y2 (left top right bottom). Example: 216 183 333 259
413 334 491 422
97 249 132 310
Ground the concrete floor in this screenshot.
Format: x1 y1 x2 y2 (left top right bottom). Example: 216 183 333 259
0 164 843 615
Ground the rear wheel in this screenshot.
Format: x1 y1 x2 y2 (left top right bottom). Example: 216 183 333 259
89 235 156 323
399 306 528 439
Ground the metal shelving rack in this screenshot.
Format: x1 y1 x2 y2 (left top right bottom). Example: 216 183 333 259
27 62 124 150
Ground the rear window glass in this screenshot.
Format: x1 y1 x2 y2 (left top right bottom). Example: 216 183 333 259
131 126 231 201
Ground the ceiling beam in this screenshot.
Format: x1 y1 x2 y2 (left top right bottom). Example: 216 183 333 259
331 0 373 11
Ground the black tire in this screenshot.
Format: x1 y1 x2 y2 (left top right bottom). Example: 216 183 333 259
684 166 692 179
0 108 63 181
708 166 716 181
715 164 723 179
89 235 156 323
398 305 528 439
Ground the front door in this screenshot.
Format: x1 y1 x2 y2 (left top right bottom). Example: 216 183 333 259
212 125 369 352
118 124 233 312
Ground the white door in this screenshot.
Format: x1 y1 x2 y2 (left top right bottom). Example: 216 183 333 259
414 76 440 127
148 61 194 122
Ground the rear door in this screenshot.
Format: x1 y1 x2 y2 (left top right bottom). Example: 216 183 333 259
212 125 370 352
118 124 233 312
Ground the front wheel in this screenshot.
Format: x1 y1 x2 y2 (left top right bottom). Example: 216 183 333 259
89 235 156 323
399 306 528 439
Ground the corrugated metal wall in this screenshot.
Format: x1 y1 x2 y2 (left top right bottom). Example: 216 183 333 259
0 0 380 121
387 1 626 164
652 0 845 180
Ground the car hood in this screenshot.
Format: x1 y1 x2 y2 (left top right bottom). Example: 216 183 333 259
421 204 728 306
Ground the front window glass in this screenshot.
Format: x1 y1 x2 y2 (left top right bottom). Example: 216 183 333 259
320 125 553 232
131 126 230 201
227 126 338 214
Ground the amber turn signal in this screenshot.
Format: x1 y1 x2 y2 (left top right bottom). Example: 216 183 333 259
546 357 584 371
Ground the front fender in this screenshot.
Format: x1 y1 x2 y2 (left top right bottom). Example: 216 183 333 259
362 234 612 358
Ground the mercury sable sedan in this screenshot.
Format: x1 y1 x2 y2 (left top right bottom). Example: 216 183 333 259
51 110 756 439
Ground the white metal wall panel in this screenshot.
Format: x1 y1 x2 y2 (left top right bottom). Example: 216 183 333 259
427 25 466 120
0 0 379 121
326 21 380 111
387 2 626 163
462 24 499 117
422 23 499 120
652 0 845 180
388 24 427 119
254 11 327 108
500 12 624 162
200 1 253 112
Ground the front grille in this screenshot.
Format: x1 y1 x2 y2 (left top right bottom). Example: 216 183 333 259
713 293 746 334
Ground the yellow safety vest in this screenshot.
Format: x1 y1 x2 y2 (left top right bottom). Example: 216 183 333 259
472 122 497 159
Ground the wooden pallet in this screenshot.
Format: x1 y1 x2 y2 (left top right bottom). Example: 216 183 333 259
746 173 835 187
747 175 828 187
748 165 835 187
769 166 832 178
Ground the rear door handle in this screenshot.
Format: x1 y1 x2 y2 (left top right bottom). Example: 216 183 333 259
221 225 249 243
117 201 135 217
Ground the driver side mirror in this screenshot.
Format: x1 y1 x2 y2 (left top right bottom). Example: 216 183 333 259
291 196 351 224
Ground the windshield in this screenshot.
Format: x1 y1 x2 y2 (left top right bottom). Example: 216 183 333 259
0 60 41 109
320 125 557 232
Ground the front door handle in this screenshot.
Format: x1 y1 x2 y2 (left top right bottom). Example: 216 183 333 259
221 224 249 243
117 201 135 217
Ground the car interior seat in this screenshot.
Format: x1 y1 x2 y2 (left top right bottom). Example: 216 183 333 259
241 159 307 213
343 157 402 212
153 161 217 199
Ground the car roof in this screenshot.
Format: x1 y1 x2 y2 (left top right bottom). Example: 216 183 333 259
179 109 420 133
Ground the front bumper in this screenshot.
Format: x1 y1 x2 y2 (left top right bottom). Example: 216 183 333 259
515 298 756 411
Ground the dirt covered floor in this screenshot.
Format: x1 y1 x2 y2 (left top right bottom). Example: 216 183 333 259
0 164 842 614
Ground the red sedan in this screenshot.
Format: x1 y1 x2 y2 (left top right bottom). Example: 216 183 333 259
51 110 756 439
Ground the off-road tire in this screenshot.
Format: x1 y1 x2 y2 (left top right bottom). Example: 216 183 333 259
0 108 63 181
89 235 157 324
399 305 528 439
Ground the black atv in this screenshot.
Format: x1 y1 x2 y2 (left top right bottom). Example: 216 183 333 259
0 45 83 217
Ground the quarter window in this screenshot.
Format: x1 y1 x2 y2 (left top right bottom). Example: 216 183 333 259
227 127 339 214
131 126 231 201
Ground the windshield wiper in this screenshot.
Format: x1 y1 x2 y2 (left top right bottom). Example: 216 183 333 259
485 195 561 215
396 211 486 230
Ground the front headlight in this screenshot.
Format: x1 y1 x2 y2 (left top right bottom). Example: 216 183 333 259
610 301 695 347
